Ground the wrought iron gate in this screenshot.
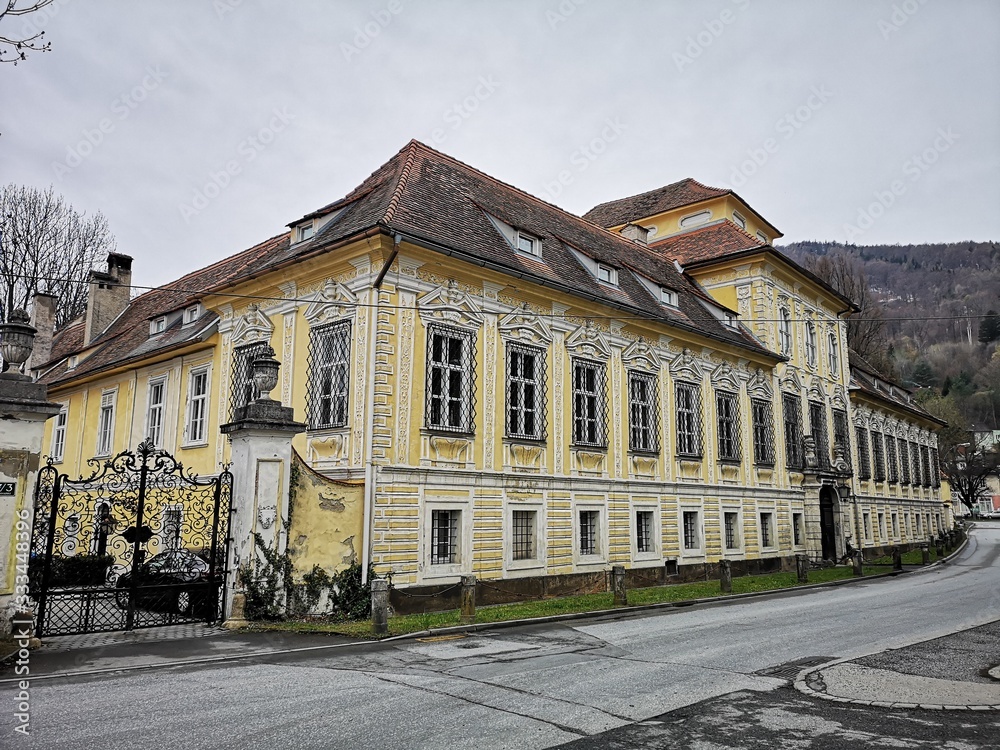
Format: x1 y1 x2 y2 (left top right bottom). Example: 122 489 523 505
30 440 232 637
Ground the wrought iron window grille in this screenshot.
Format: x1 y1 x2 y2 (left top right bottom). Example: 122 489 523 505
505 343 547 441
782 394 804 469
886 434 899 484
899 437 911 485
910 442 922 487
832 409 851 470
724 511 740 550
808 402 830 470
572 358 608 448
306 320 352 430
930 447 940 487
425 324 477 434
675 382 703 458
856 426 871 480
430 509 460 565
628 371 659 454
511 510 536 560
636 510 654 553
682 510 700 550
872 431 886 482
229 341 269 420
920 445 931 487
716 390 742 463
751 398 775 466
579 510 599 555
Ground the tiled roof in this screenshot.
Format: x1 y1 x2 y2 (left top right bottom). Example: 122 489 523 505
648 221 765 265
848 350 945 426
583 178 730 228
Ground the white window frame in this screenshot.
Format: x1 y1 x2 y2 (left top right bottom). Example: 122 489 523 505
160 504 183 551
425 324 475 434
779 308 792 355
877 511 886 541
596 263 618 286
660 287 678 307
184 365 211 447
758 510 776 551
297 222 315 242
515 231 540 258
572 358 606 448
150 316 166 335
574 503 607 566
628 371 658 454
732 211 746 229
183 304 202 326
804 322 817 367
51 405 68 463
722 506 743 555
792 511 805 547
756 231 768 243
891 512 899 540
307 320 352 430
679 506 704 558
96 389 117 457
827 332 839 374
507 503 544 573
506 343 545 441
679 210 711 228
145 375 167 447
632 503 660 562
863 511 873 542
422 500 469 580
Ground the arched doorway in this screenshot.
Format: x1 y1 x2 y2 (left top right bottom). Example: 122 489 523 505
819 486 839 560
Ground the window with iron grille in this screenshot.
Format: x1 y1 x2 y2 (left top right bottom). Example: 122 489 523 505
792 512 803 546
724 511 740 550
430 509 460 564
572 359 607 447
885 435 899 483
898 437 911 485
230 341 268 419
832 409 851 469
779 308 792 355
809 402 829 469
146 378 166 446
51 407 67 462
426 325 476 433
782 394 803 469
911 442 921 487
675 382 702 457
636 510 654 554
716 391 741 462
930 447 940 487
872 431 886 482
920 445 931 486
760 512 774 548
511 509 537 560
682 510 700 550
751 398 775 466
96 390 116 456
628 371 659 453
506 343 546 441
579 510 599 555
306 320 352 430
856 426 871 480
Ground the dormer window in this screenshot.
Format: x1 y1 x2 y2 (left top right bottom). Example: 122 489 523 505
515 231 540 257
732 211 746 230
67 355 79 369
756 231 768 243
596 263 618 286
183 304 202 325
150 317 166 335
679 210 711 228
297 222 315 242
724 312 738 328
660 287 678 307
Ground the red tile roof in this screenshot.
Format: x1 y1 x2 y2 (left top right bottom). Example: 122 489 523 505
848 350 944 426
583 178 730 228
648 221 765 265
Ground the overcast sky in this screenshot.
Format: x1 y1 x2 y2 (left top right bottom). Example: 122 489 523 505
3 0 998 291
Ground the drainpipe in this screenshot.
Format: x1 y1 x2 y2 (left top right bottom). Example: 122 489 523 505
361 234 402 585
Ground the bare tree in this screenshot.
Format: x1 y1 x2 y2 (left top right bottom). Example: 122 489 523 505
0 0 54 64
1 184 116 327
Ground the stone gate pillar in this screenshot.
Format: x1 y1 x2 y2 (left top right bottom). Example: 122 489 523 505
0 311 60 634
219 346 304 626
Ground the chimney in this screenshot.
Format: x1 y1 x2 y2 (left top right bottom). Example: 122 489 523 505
84 252 132 346
27 292 57 373
620 223 650 245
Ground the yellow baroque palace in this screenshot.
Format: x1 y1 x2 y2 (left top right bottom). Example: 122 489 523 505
32 140 949 589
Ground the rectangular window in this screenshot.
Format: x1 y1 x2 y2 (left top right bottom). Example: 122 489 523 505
660 288 677 306
186 368 210 445
146 378 166 446
872 432 886 482
184 304 202 325
426 325 476 433
307 320 352 430
930 447 940 487
886 435 899 484
716 391 741 462
782 394 803 469
863 512 872 541
724 511 740 551
161 507 182 550
792 512 804 546
596 263 617 285
832 409 851 469
898 437 911 485
920 445 931 487
230 341 268 419
911 442 921 488
915 513 922 536
891 512 899 538
511 509 537 561
759 512 774 549
878 512 886 540
682 510 701 551
628 372 659 453
675 382 702 457
96 391 116 456
751 398 775 466
636 510 654 554
51 407 67 462
572 359 606 447
430 509 460 565
856 426 871 480
506 344 546 440
809 402 829 469
516 232 539 257
579 510 599 556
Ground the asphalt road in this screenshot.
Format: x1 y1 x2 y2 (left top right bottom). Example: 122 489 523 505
4 523 1000 749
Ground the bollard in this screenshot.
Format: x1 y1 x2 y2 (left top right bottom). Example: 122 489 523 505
460 574 477 624
612 565 628 607
921 544 930 565
719 559 732 594
795 553 809 584
936 542 945 558
852 551 864 577
892 546 903 572
371 578 389 636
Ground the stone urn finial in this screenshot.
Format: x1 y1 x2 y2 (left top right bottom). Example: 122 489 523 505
251 345 281 402
1 309 36 379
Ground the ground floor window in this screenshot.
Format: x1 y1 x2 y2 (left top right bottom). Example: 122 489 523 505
635 510 655 554
511 509 537 561
430 509 460 565
792 512 804 546
891 513 899 538
878 512 886 541
759 512 775 549
682 510 701 552
863 512 872 542
724 511 740 551
579 510 600 556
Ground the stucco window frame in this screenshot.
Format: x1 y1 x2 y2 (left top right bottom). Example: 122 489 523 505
573 502 607 568
144 374 168 448
50 404 68 464
420 498 471 582
182 364 212 449
505 500 545 575
721 503 744 557
757 509 777 553
632 502 661 564
679 505 704 560
95 387 118 458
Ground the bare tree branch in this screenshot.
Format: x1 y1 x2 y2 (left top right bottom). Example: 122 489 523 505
0 0 55 65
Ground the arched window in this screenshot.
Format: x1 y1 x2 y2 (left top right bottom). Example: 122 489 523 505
828 332 839 374
805 322 817 367
779 308 792 355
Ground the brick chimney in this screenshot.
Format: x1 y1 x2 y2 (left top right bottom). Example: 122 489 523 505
27 292 57 373
620 223 650 245
84 252 132 346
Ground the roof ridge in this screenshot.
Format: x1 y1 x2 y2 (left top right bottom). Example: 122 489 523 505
381 141 419 224
585 177 730 216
